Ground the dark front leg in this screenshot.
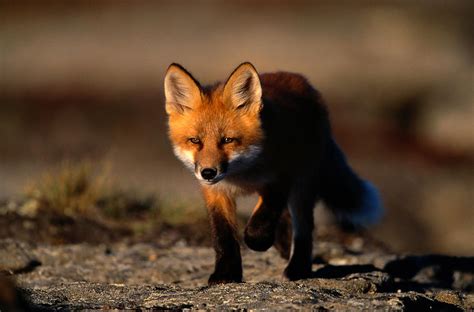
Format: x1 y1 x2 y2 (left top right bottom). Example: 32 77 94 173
273 208 292 260
283 235 313 280
284 183 317 281
203 188 242 285
244 185 289 252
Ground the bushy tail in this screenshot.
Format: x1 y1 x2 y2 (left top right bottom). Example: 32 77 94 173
319 138 383 229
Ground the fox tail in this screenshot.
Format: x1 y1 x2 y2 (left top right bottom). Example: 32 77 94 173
319 138 383 230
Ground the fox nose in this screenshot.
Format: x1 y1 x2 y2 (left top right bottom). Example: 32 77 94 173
201 168 218 180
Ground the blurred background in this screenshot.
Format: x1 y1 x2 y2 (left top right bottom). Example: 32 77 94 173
0 0 472 255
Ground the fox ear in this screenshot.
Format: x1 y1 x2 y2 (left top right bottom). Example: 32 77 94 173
164 64 202 114
223 62 262 113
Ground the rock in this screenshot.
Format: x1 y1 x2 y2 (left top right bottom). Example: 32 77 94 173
433 290 463 307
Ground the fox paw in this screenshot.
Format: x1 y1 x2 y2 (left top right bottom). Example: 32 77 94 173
244 225 275 252
283 262 312 281
208 271 243 286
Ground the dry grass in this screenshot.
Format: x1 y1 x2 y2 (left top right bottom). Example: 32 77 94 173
24 161 107 217
0 160 213 245
23 161 165 220
23 160 205 223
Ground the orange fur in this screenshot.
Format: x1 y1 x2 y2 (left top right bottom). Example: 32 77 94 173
202 186 237 229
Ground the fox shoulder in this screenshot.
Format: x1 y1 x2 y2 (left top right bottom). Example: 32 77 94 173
260 72 319 98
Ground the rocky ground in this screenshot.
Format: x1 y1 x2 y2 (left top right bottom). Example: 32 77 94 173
1 235 473 311
0 194 472 311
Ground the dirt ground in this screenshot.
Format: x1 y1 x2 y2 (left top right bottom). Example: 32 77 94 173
1 236 473 310
0 201 472 311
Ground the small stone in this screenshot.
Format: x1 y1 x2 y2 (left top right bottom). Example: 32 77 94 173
434 290 462 307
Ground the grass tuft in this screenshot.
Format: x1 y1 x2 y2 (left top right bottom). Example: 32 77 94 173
24 161 107 217
20 160 214 245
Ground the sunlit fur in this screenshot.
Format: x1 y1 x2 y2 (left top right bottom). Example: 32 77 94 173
172 146 195 171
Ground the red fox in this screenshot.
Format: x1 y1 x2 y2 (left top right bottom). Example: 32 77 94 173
164 62 383 285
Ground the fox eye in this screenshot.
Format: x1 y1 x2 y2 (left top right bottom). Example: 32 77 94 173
189 138 201 144
222 137 235 144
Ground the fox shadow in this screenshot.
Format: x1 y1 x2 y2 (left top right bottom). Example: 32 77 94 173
310 254 474 293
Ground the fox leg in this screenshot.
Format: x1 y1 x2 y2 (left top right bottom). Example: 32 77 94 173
202 187 242 285
284 180 317 280
273 208 292 260
244 184 289 252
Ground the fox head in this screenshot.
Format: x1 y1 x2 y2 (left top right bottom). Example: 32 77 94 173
164 62 264 185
